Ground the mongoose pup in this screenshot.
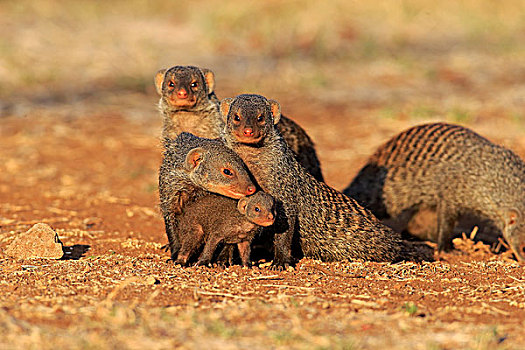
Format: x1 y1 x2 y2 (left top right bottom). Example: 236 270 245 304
174 192 275 267
154 65 324 181
343 123 525 261
159 132 257 260
220 94 433 267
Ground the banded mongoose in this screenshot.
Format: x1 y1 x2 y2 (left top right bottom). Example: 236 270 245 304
220 94 433 267
174 192 275 267
343 122 525 261
154 65 324 181
159 132 257 260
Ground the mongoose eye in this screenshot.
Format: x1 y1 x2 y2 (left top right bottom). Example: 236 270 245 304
254 207 261 212
168 81 175 88
190 81 198 88
222 168 234 177
234 114 241 122
257 115 264 123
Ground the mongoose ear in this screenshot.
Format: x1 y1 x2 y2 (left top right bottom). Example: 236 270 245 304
269 100 281 125
237 197 248 215
200 68 215 94
505 208 520 228
154 69 167 95
220 98 233 123
185 147 205 171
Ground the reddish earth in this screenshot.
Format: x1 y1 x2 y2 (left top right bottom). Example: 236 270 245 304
0 99 524 349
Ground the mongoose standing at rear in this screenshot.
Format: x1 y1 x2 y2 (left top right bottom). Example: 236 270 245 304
220 94 433 267
154 65 324 181
343 122 525 261
159 132 256 261
174 192 275 267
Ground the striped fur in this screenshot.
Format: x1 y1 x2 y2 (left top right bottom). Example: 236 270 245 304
221 94 433 266
344 123 525 260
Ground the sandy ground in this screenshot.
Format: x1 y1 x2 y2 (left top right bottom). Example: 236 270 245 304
0 96 524 349
1 1 525 348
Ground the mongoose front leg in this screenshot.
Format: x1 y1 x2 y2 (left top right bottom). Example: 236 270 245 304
272 216 296 268
237 241 252 267
215 245 236 266
163 191 191 258
175 224 205 265
196 235 224 266
436 200 456 251
164 214 180 260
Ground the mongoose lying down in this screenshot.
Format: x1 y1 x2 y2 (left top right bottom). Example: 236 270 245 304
154 65 324 181
174 192 275 267
220 94 433 267
159 132 256 261
344 122 525 261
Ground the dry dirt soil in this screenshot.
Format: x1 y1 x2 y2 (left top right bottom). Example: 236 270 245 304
0 94 524 350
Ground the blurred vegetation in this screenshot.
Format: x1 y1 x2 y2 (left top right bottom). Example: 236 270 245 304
1 0 524 123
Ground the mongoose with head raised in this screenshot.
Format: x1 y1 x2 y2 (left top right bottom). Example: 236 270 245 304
220 94 433 267
159 132 257 260
343 123 525 261
154 65 324 181
174 191 275 267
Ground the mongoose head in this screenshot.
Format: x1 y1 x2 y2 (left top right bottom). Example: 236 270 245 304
502 208 525 261
220 94 281 145
184 144 256 199
237 191 275 227
155 65 215 110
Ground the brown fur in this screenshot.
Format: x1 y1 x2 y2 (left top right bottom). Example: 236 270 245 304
174 192 275 267
344 123 525 261
220 94 433 267
155 65 324 181
159 132 256 260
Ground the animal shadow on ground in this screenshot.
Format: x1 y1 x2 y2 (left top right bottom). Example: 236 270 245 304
61 245 90 260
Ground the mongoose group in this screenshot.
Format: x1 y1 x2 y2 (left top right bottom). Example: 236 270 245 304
158 132 256 260
155 65 324 182
156 64 525 266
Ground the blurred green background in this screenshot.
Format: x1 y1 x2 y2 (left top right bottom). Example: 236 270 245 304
1 0 524 126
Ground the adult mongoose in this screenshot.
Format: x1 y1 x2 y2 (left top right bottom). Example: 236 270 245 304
343 122 525 261
159 132 257 260
220 94 433 267
154 65 324 181
174 192 275 267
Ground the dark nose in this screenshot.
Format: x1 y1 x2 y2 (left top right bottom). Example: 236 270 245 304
177 89 188 99
246 185 256 195
243 128 253 137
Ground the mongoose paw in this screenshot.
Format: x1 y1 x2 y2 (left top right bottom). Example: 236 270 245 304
213 252 234 267
269 259 293 271
195 259 211 267
269 264 287 271
166 258 183 266
168 256 188 266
